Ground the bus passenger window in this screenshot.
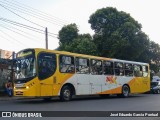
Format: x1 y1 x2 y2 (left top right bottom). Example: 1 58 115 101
103 61 114 75
134 65 142 77
91 59 102 75
75 57 89 74
59 55 75 73
124 63 133 76
114 62 124 76
142 65 148 77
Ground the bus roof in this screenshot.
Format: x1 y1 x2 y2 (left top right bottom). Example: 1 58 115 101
111 59 149 65
21 48 149 65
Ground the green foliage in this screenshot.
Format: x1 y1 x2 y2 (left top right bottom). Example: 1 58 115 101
149 41 160 64
149 41 160 73
88 7 160 72
58 23 79 45
89 7 141 35
150 64 159 74
58 24 98 56
58 7 160 73
64 34 98 56
89 7 150 61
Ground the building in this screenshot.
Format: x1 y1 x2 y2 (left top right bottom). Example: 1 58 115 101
0 49 14 93
0 49 13 59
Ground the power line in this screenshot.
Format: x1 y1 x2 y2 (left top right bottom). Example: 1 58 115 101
0 29 27 47
0 1 66 27
0 24 42 44
0 31 17 44
1 23 44 42
0 3 45 28
0 17 44 33
0 0 69 25
0 17 58 38
0 21 58 48
1 0 69 25
0 24 52 49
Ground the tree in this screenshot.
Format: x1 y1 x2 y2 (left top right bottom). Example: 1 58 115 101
58 24 98 56
149 41 160 64
57 7 160 73
89 7 150 62
149 41 160 73
64 34 98 56
58 23 79 46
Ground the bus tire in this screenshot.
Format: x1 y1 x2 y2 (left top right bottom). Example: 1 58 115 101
121 85 130 97
60 85 72 101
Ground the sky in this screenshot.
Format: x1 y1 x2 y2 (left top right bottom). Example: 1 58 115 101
0 0 159 53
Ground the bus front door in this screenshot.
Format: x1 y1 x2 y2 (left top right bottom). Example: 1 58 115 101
40 81 53 97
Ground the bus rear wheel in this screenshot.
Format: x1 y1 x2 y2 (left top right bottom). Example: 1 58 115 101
122 85 130 97
60 86 72 101
118 85 130 98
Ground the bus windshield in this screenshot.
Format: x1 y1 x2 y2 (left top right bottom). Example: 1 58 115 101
15 56 36 79
15 50 36 80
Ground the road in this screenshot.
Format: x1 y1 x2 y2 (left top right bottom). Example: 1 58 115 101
0 94 160 120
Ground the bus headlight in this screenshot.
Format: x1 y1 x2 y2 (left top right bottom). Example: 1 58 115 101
26 86 29 89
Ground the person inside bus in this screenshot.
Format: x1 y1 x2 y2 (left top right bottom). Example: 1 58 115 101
39 60 48 74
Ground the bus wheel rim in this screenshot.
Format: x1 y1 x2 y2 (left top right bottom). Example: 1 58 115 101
63 89 70 99
123 86 129 96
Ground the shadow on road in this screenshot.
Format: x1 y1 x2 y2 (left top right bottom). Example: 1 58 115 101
13 94 147 104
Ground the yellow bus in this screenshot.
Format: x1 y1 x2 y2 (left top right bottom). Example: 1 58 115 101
14 48 150 101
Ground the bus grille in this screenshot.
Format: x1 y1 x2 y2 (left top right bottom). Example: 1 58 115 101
15 91 23 95
15 87 26 89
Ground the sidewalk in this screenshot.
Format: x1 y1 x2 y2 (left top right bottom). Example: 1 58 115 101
0 92 30 101
0 93 43 101
0 96 19 101
0 96 38 101
0 92 20 101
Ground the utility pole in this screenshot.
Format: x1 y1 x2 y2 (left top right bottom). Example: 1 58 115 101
11 51 15 86
45 27 48 49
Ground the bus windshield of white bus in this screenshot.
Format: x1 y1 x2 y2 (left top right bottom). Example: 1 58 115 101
15 49 36 80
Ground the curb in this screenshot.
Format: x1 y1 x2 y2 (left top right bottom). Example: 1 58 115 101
0 96 43 101
0 96 18 101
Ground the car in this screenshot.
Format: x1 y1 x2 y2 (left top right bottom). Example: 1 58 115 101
150 76 160 94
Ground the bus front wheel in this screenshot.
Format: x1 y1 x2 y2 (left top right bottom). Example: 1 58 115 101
60 85 72 101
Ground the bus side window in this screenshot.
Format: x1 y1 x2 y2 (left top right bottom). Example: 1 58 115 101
124 63 133 76
59 55 75 73
142 65 148 77
75 57 89 74
134 65 142 77
103 61 114 75
91 59 102 75
114 62 124 76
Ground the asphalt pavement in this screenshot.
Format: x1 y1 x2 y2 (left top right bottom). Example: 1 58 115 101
0 94 36 101
0 96 23 101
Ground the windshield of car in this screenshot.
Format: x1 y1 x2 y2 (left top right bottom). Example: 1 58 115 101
15 56 36 79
